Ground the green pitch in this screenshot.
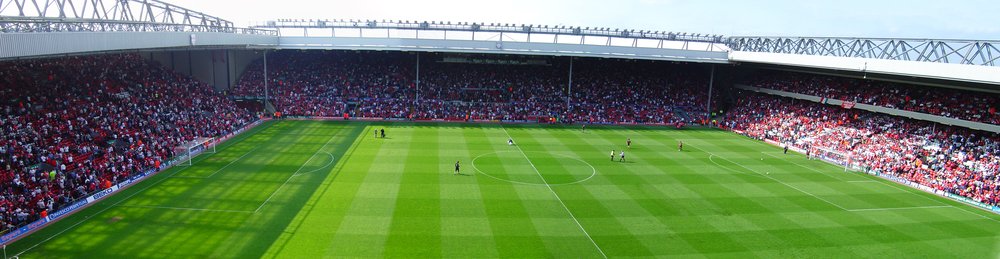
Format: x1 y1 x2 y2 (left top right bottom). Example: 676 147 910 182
7 120 1000 258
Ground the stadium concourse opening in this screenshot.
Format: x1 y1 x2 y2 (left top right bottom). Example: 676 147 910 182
0 49 998 257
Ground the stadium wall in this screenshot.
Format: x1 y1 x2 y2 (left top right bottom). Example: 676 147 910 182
229 50 265 90
277 37 729 63
140 49 261 92
0 32 277 60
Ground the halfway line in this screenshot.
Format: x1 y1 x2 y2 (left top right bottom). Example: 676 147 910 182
499 124 608 259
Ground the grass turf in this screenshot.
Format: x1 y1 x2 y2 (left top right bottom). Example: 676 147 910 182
7 120 1000 258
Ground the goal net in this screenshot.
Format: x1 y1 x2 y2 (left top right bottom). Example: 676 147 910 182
808 146 859 172
173 137 217 166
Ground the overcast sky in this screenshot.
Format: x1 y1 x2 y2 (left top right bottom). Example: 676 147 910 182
167 0 999 39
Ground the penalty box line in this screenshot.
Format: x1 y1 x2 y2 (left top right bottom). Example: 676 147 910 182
762 151 954 207
171 146 264 179
10 121 276 257
499 124 608 259
846 205 951 212
688 145 851 211
254 128 342 214
755 150 1000 220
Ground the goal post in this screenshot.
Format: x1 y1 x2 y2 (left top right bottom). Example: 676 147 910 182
809 146 857 172
173 137 217 166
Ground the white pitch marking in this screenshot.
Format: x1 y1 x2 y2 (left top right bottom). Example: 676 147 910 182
499 124 608 259
254 129 341 214
694 147 850 211
12 121 275 257
202 146 263 178
172 146 262 179
761 152 854 181
116 204 254 213
846 205 951 212
290 151 336 177
12 152 208 257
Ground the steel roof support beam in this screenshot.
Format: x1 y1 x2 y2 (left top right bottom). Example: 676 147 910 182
0 0 269 34
728 36 1000 67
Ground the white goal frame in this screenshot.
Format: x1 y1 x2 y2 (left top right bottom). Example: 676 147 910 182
808 146 857 172
174 137 216 166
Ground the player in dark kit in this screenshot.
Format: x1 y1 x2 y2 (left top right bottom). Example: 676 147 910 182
454 160 460 175
381 128 385 138
627 138 632 149
784 145 789 154
678 141 683 151
582 124 586 133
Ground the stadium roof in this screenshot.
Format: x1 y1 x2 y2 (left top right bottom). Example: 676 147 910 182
1 0 999 86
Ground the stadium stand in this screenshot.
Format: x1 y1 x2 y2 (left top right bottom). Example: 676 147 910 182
742 71 1000 124
233 51 712 124
0 54 255 232
231 51 1000 207
4 50 999 235
722 91 1000 205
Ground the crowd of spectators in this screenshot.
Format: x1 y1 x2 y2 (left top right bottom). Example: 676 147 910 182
723 91 1000 206
232 50 413 118
5 49 1000 235
0 54 255 232
232 51 714 124
743 71 1000 124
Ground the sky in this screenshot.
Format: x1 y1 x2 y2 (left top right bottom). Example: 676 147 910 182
166 0 1000 40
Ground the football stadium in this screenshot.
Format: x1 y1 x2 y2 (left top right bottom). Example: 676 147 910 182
1 0 1000 258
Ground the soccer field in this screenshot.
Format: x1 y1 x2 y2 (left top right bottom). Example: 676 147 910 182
7 120 1000 258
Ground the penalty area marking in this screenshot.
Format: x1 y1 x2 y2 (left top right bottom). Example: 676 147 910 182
762 152 951 206
12 155 206 257
846 205 951 212
254 131 340 214
707 154 769 179
10 121 274 257
761 152 854 181
471 151 597 186
691 146 850 211
291 151 336 177
171 146 263 179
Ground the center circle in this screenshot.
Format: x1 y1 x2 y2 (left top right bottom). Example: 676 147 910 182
471 151 596 186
